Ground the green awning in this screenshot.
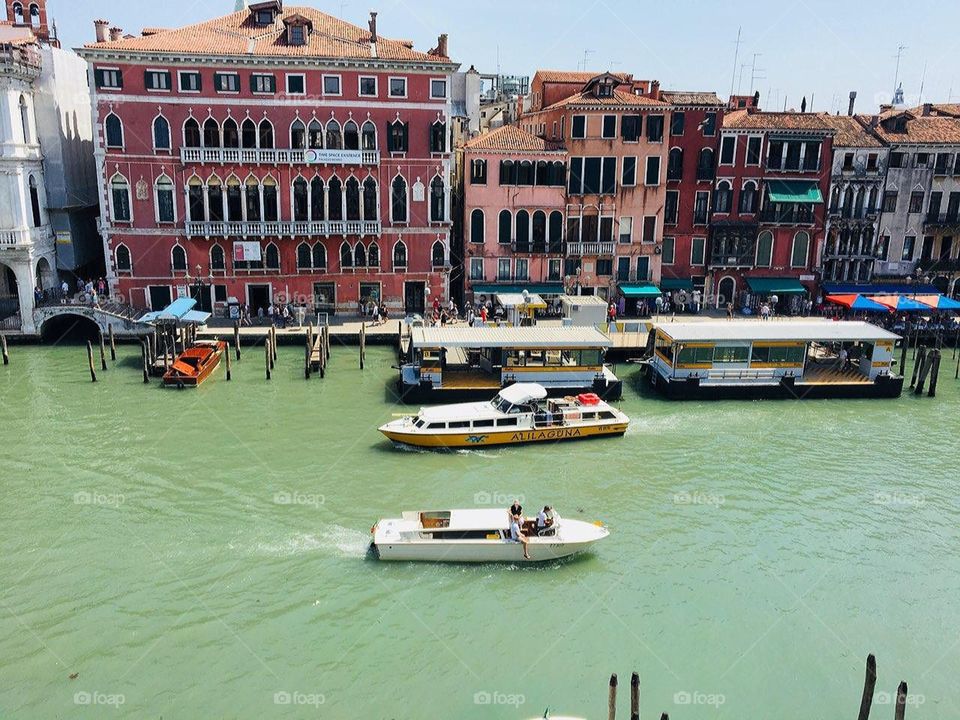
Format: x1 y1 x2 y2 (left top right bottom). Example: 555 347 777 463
471 283 563 295
746 277 808 295
618 282 662 298
767 180 823 204
659 278 694 291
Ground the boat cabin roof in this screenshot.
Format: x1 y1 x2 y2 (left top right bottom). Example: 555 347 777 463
423 509 512 531
657 320 899 343
410 326 611 349
497 382 547 405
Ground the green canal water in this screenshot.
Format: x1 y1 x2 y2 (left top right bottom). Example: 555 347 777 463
1 344 958 718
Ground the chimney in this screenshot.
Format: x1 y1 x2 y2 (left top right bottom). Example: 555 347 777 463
800 96 807 113
94 19 110 43
650 79 660 100
368 11 377 43
847 91 857 116
869 115 879 128
437 33 448 57
109 26 123 41
921 102 932 116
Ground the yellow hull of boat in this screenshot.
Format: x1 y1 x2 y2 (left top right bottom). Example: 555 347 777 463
380 423 629 448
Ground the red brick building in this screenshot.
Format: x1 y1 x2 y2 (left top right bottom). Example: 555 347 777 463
77 1 457 315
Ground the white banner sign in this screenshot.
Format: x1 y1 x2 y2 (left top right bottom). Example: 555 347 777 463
305 149 364 165
233 241 262 262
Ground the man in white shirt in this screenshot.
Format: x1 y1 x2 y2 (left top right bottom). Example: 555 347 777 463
510 516 530 559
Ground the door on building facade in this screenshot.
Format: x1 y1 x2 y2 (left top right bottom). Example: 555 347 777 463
717 277 736 308
149 285 172 310
635 256 650 281
404 281 425 314
191 281 212 313
247 284 271 315
616 257 631 282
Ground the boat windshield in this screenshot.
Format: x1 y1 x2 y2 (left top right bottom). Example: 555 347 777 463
491 396 513 413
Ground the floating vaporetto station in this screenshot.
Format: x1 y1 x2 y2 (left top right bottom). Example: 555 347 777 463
645 320 903 399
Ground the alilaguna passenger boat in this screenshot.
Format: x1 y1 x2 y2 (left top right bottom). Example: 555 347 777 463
162 340 226 388
378 382 629 448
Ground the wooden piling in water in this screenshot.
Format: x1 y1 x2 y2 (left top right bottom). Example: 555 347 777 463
927 349 941 397
1 333 8 365
910 345 925 388
608 673 617 720
225 342 232 381
108 324 116 361
265 337 271 380
271 325 278 363
304 336 311 379
857 653 876 720
895 681 907 720
914 348 931 395
268 331 275 370
140 340 149 383
234 321 241 360
359 321 366 369
319 326 326 379
147 331 155 366
899 326 909 379
86 341 97 382
99 333 108 371
629 671 639 720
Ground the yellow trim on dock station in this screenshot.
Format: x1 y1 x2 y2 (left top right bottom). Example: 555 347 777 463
872 361 891 368
507 365 603 373
751 341 806 348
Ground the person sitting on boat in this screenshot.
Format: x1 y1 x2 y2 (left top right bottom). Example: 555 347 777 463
510 515 531 560
509 499 523 518
536 506 554 531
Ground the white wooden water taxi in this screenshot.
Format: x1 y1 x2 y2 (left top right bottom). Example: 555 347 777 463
396 326 622 403
371 508 609 562
645 320 903 399
379 383 629 449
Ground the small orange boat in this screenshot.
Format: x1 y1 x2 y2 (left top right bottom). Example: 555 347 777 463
163 340 226 388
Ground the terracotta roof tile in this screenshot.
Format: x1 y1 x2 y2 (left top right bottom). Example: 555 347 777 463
80 6 452 64
463 125 563 152
723 109 834 132
872 114 960 144
542 88 669 112
533 69 630 84
660 90 724 107
909 103 960 118
816 114 883 147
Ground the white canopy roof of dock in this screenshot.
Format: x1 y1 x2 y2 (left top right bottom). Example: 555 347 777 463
657 320 899 343
410 326 612 349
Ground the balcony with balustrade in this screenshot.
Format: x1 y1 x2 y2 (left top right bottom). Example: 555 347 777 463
565 241 616 257
0 226 54 251
510 240 564 256
180 148 380 166
185 220 381 239
923 212 960 231
758 205 816 225
915 256 960 273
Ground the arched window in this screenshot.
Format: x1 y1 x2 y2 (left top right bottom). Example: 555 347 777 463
203 118 220 147
391 175 407 223
265 242 280 270
327 176 343 221
155 175 175 223
346 177 361 221
755 230 774 267
535 160 550 185
28 175 41 227
110 174 131 221
308 119 323 149
500 159 515 185
310 177 324 221
152 115 170 150
515 209 530 249
517 160 534 186
431 240 445 267
12 2 23 23
210 243 226 271
667 147 683 180
18 95 30 144
207 175 224 222
28 2 39 27
388 120 407 153
393 240 407 269
105 113 123 149
791 231 810 268
343 120 359 150
226 176 242 221
842 186 854 216
184 118 201 148
714 180 732 213
354 243 367 267
739 180 757 214
470 208 484 244
293 177 309 221
187 176 205 222
258 119 274 149
867 186 879 212
171 245 187 272
361 121 376 150
429 175 445 222
697 148 715 179
222 118 239 148
368 242 380 267
340 241 353 268
115 244 132 273
430 120 446 153
291 119 306 150
312 243 326 270
532 210 546 249
241 119 257 149
498 209 511 244
548 210 563 251
362 177 378 221
326 119 342 149
245 176 261 221
297 241 311 269
262 176 278 222
551 161 566 187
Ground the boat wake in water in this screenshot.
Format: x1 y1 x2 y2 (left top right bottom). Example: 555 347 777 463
251 526 370 558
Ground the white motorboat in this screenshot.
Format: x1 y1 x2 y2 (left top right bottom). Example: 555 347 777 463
371 508 609 562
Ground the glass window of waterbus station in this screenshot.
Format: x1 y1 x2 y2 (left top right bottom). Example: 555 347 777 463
504 348 603 367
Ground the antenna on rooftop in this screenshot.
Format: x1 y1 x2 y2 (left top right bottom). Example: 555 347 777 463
892 43 908 102
749 53 765 95
579 49 595 73
729 26 742 98
918 60 927 105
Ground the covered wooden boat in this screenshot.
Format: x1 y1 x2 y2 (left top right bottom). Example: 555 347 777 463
162 341 225 388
